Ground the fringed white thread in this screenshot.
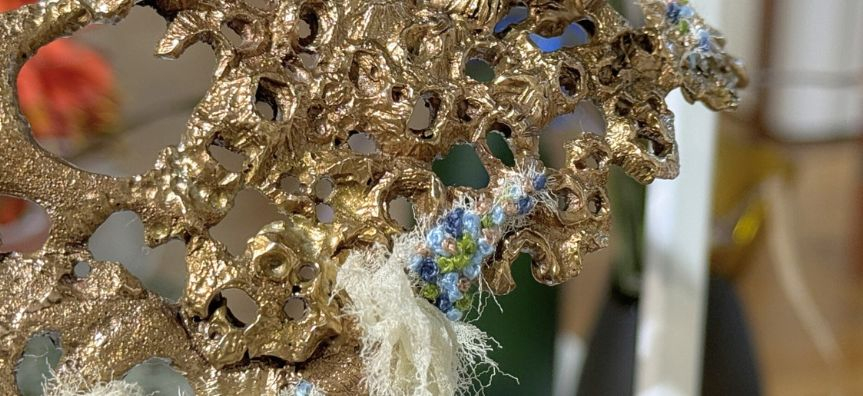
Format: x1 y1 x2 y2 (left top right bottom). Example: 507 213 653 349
336 232 501 396
42 376 147 396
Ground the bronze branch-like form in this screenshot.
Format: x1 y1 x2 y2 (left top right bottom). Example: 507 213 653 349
0 0 744 393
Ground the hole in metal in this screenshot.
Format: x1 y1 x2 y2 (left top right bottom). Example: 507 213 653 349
88 211 188 301
539 101 606 169
486 130 515 167
283 296 308 321
347 131 378 155
16 332 61 396
315 203 334 224
211 189 284 256
312 177 334 200
0 195 50 254
221 288 259 326
73 261 91 278
407 91 441 139
388 196 416 230
432 144 489 189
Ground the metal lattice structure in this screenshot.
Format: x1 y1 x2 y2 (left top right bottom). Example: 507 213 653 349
0 0 744 393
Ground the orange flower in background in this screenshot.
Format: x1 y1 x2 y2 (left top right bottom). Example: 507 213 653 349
0 0 119 227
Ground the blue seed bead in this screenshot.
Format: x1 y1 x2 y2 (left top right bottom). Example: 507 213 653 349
419 258 439 283
409 255 424 273
508 185 523 198
462 212 481 239
666 3 682 23
295 380 313 396
443 208 465 238
427 226 445 248
533 174 547 191
446 308 463 321
427 226 451 256
517 196 533 215
464 260 481 280
436 294 453 312
439 272 462 301
478 239 494 257
697 29 712 51
491 205 506 225
680 5 694 18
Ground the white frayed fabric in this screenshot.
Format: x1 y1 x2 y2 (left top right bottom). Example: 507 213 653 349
42 377 147 396
336 232 501 396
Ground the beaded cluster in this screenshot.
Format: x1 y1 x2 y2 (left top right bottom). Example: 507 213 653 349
665 0 724 74
408 166 551 321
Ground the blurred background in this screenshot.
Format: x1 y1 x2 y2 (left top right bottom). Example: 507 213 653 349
1 0 862 395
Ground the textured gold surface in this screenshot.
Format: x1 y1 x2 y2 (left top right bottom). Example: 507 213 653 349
0 0 744 393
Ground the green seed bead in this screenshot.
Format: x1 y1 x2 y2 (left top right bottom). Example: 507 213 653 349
458 234 477 256
455 295 473 311
452 254 470 270
437 257 456 273
481 215 493 229
421 283 440 300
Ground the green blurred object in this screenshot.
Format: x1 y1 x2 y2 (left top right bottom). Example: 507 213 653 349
475 254 558 395
432 144 490 188
608 166 645 298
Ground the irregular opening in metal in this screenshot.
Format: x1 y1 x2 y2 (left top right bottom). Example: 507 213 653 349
15 6 214 178
0 195 49 254
432 144 490 189
347 131 378 155
211 189 285 256
407 91 441 139
283 296 308 321
221 288 259 326
122 357 194 395
16 331 61 396
391 85 405 102
456 97 481 122
574 151 603 170
493 4 529 38
465 58 495 83
486 130 515 167
312 177 334 200
315 203 335 224
254 82 279 121
208 142 247 173
297 5 320 47
557 190 580 212
221 18 250 49
636 123 671 158
559 65 582 97
615 96 634 117
88 211 188 301
73 261 92 278
539 101 606 169
279 174 302 194
388 196 416 230
587 192 604 216
529 19 594 52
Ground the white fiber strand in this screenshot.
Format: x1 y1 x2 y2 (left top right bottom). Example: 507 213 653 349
336 232 500 396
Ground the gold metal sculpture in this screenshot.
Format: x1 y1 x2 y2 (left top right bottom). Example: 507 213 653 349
0 0 745 393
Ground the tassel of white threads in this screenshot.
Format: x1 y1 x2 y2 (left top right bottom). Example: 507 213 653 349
336 232 500 396
42 377 147 396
